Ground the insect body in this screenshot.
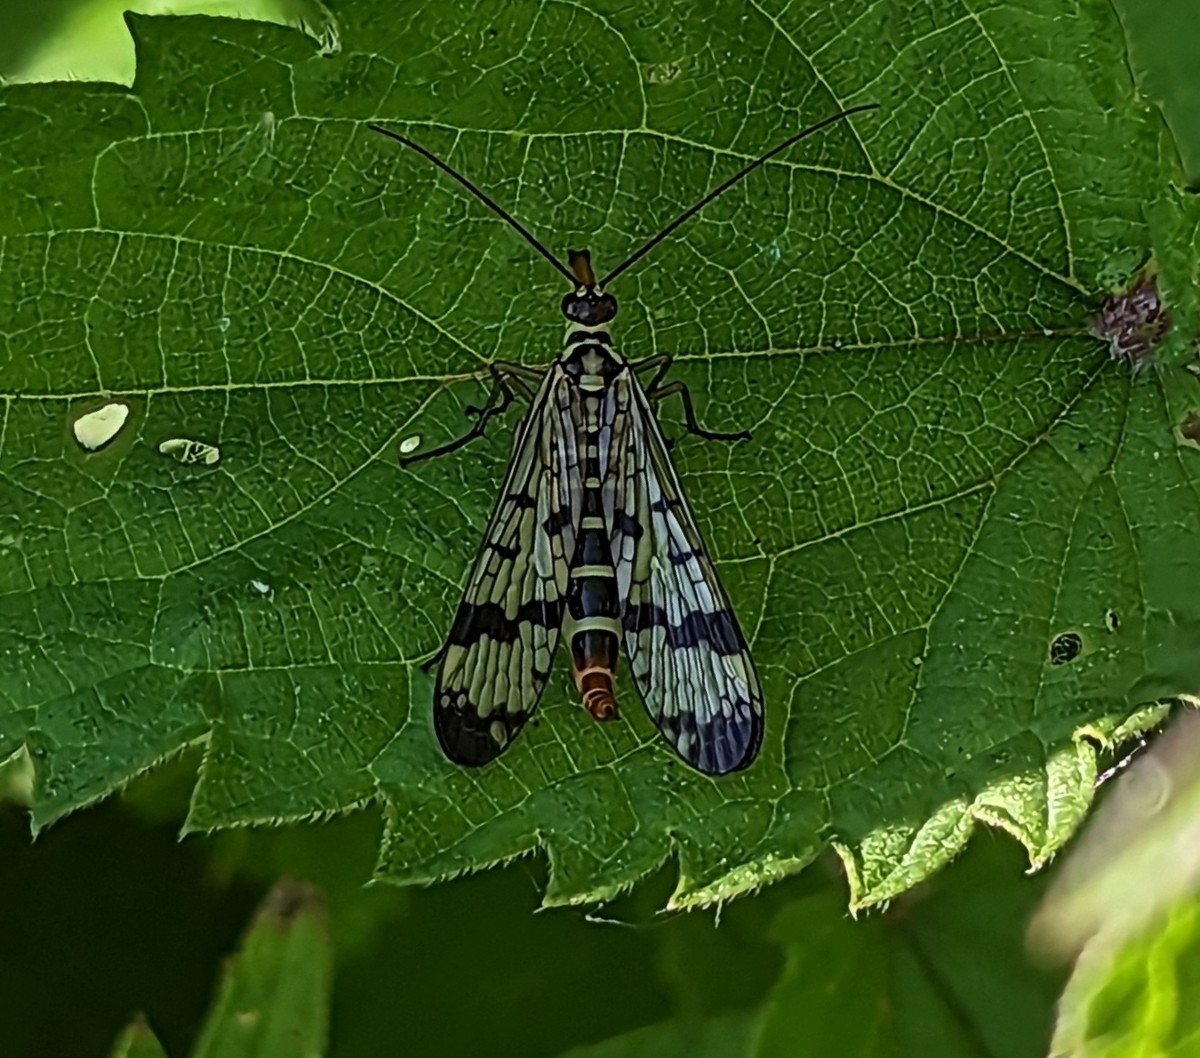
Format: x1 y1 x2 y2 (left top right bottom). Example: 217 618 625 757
430 251 762 774
370 104 877 774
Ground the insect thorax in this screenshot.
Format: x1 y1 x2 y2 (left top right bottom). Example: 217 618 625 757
560 325 626 391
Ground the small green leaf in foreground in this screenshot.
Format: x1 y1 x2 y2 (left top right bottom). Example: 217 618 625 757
1032 704 1200 1056
191 879 331 1058
108 1015 170 1058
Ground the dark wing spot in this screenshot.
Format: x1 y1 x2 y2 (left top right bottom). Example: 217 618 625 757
434 688 528 767
663 700 761 775
623 603 745 655
504 491 537 510
541 504 573 535
612 510 644 540
448 598 564 646
695 707 762 775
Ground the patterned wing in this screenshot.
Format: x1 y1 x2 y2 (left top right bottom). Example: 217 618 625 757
607 374 764 775
433 366 577 766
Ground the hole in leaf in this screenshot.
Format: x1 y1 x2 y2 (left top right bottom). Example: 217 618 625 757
158 437 221 466
1049 632 1083 666
72 401 130 451
1105 610 1120 633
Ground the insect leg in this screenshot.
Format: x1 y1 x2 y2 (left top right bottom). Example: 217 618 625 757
634 355 751 442
631 353 672 391
401 361 540 466
464 361 540 414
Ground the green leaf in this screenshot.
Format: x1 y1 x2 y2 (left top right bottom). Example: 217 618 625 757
192 879 331 1058
1114 0 1200 184
108 1016 170 1058
1032 706 1200 1056
1051 894 1200 1057
756 839 1063 1058
556 1013 759 1058
0 0 1197 908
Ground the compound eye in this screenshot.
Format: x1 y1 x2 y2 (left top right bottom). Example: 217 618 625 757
586 294 617 325
560 293 584 321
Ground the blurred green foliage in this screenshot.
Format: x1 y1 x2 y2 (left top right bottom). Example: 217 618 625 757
1032 707 1200 1057
0 0 327 85
1 766 1068 1057
1117 0 1200 183
1052 893 1200 1057
1 2 1197 1057
187 879 330 1058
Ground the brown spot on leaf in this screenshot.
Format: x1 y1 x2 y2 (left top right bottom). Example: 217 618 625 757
1092 274 1170 370
259 878 324 929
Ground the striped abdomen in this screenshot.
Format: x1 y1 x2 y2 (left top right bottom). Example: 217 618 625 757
565 389 621 720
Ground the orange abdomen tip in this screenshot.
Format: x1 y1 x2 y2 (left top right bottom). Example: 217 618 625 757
577 668 618 721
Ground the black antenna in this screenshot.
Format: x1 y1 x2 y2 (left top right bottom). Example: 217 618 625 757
598 103 879 288
369 104 878 292
368 124 576 286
